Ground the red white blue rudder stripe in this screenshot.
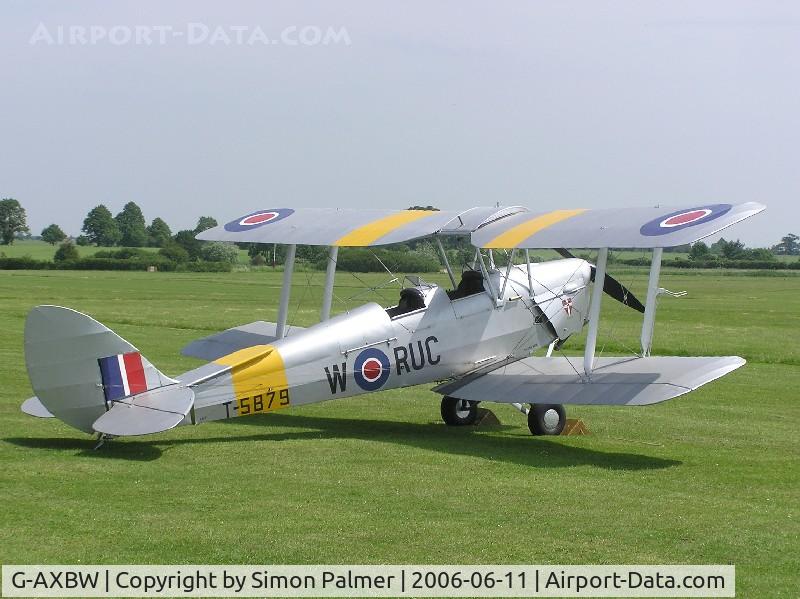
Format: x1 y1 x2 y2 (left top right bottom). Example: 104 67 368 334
98 352 149 401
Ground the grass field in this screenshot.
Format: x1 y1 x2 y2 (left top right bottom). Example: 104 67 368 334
0 268 797 597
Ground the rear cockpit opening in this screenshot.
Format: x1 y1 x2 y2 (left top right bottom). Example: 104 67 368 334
385 269 487 319
447 270 485 301
386 287 427 318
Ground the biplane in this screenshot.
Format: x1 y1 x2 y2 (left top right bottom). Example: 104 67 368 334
21 202 764 442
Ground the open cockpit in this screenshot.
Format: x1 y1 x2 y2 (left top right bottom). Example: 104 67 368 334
385 268 490 320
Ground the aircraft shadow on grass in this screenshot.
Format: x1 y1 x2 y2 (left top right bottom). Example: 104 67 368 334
5 412 680 470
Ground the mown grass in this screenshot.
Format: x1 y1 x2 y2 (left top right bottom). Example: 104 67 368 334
0 269 797 597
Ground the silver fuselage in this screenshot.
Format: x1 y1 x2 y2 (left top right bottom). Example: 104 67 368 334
187 259 592 424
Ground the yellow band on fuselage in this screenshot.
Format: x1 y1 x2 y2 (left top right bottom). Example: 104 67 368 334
334 210 437 247
482 209 587 248
215 345 290 416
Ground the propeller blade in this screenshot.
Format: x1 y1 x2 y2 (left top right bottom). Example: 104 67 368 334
554 248 646 313
554 248 575 259
595 268 646 313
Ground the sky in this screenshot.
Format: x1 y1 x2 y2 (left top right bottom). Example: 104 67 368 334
1 0 798 247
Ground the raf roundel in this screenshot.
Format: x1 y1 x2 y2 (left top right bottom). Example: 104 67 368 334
354 348 391 391
640 204 732 237
224 208 295 232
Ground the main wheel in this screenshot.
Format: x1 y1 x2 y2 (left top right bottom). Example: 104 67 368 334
528 404 566 435
441 396 478 426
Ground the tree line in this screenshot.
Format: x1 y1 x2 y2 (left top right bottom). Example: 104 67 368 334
1 197 798 273
0 198 220 250
0 198 242 269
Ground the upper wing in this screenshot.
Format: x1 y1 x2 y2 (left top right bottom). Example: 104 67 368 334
198 202 764 249
471 202 765 249
433 355 745 406
197 206 519 246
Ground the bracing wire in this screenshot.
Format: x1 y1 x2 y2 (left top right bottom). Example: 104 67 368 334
287 268 317 333
596 247 647 360
321 250 400 313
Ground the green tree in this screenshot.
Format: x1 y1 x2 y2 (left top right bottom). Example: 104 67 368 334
200 241 239 264
194 216 218 234
772 233 799 256
115 202 148 247
709 238 727 255
413 240 441 263
41 224 67 245
247 243 286 266
0 198 29 245
689 241 710 260
743 248 776 261
720 239 746 260
248 243 269 260
82 205 121 246
54 240 79 262
332 248 439 272
296 244 328 263
173 230 202 260
250 253 267 266
146 217 173 247
158 243 189 263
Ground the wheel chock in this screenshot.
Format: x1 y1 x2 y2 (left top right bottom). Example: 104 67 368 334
474 408 502 427
561 418 589 435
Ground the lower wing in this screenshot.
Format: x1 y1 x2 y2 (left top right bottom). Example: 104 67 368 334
434 355 745 406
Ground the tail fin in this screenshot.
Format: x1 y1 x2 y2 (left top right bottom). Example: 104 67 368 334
24 305 179 434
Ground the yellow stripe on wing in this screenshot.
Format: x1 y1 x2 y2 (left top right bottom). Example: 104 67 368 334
215 345 290 415
334 210 438 247
482 209 587 248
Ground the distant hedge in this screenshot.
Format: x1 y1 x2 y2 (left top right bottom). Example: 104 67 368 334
616 257 800 270
60 257 178 271
181 261 235 272
1 253 797 273
0 257 48 270
0 256 232 272
314 248 440 273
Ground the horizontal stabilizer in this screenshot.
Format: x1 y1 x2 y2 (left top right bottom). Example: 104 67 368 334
93 386 194 436
181 321 305 361
21 396 54 418
434 356 745 406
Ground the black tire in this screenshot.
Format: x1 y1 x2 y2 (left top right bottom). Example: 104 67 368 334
528 404 566 436
441 396 478 426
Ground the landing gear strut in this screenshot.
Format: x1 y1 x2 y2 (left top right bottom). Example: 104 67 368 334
441 396 478 426
93 433 116 450
527 404 566 435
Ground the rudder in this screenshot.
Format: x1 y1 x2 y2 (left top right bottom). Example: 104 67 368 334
24 305 176 434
